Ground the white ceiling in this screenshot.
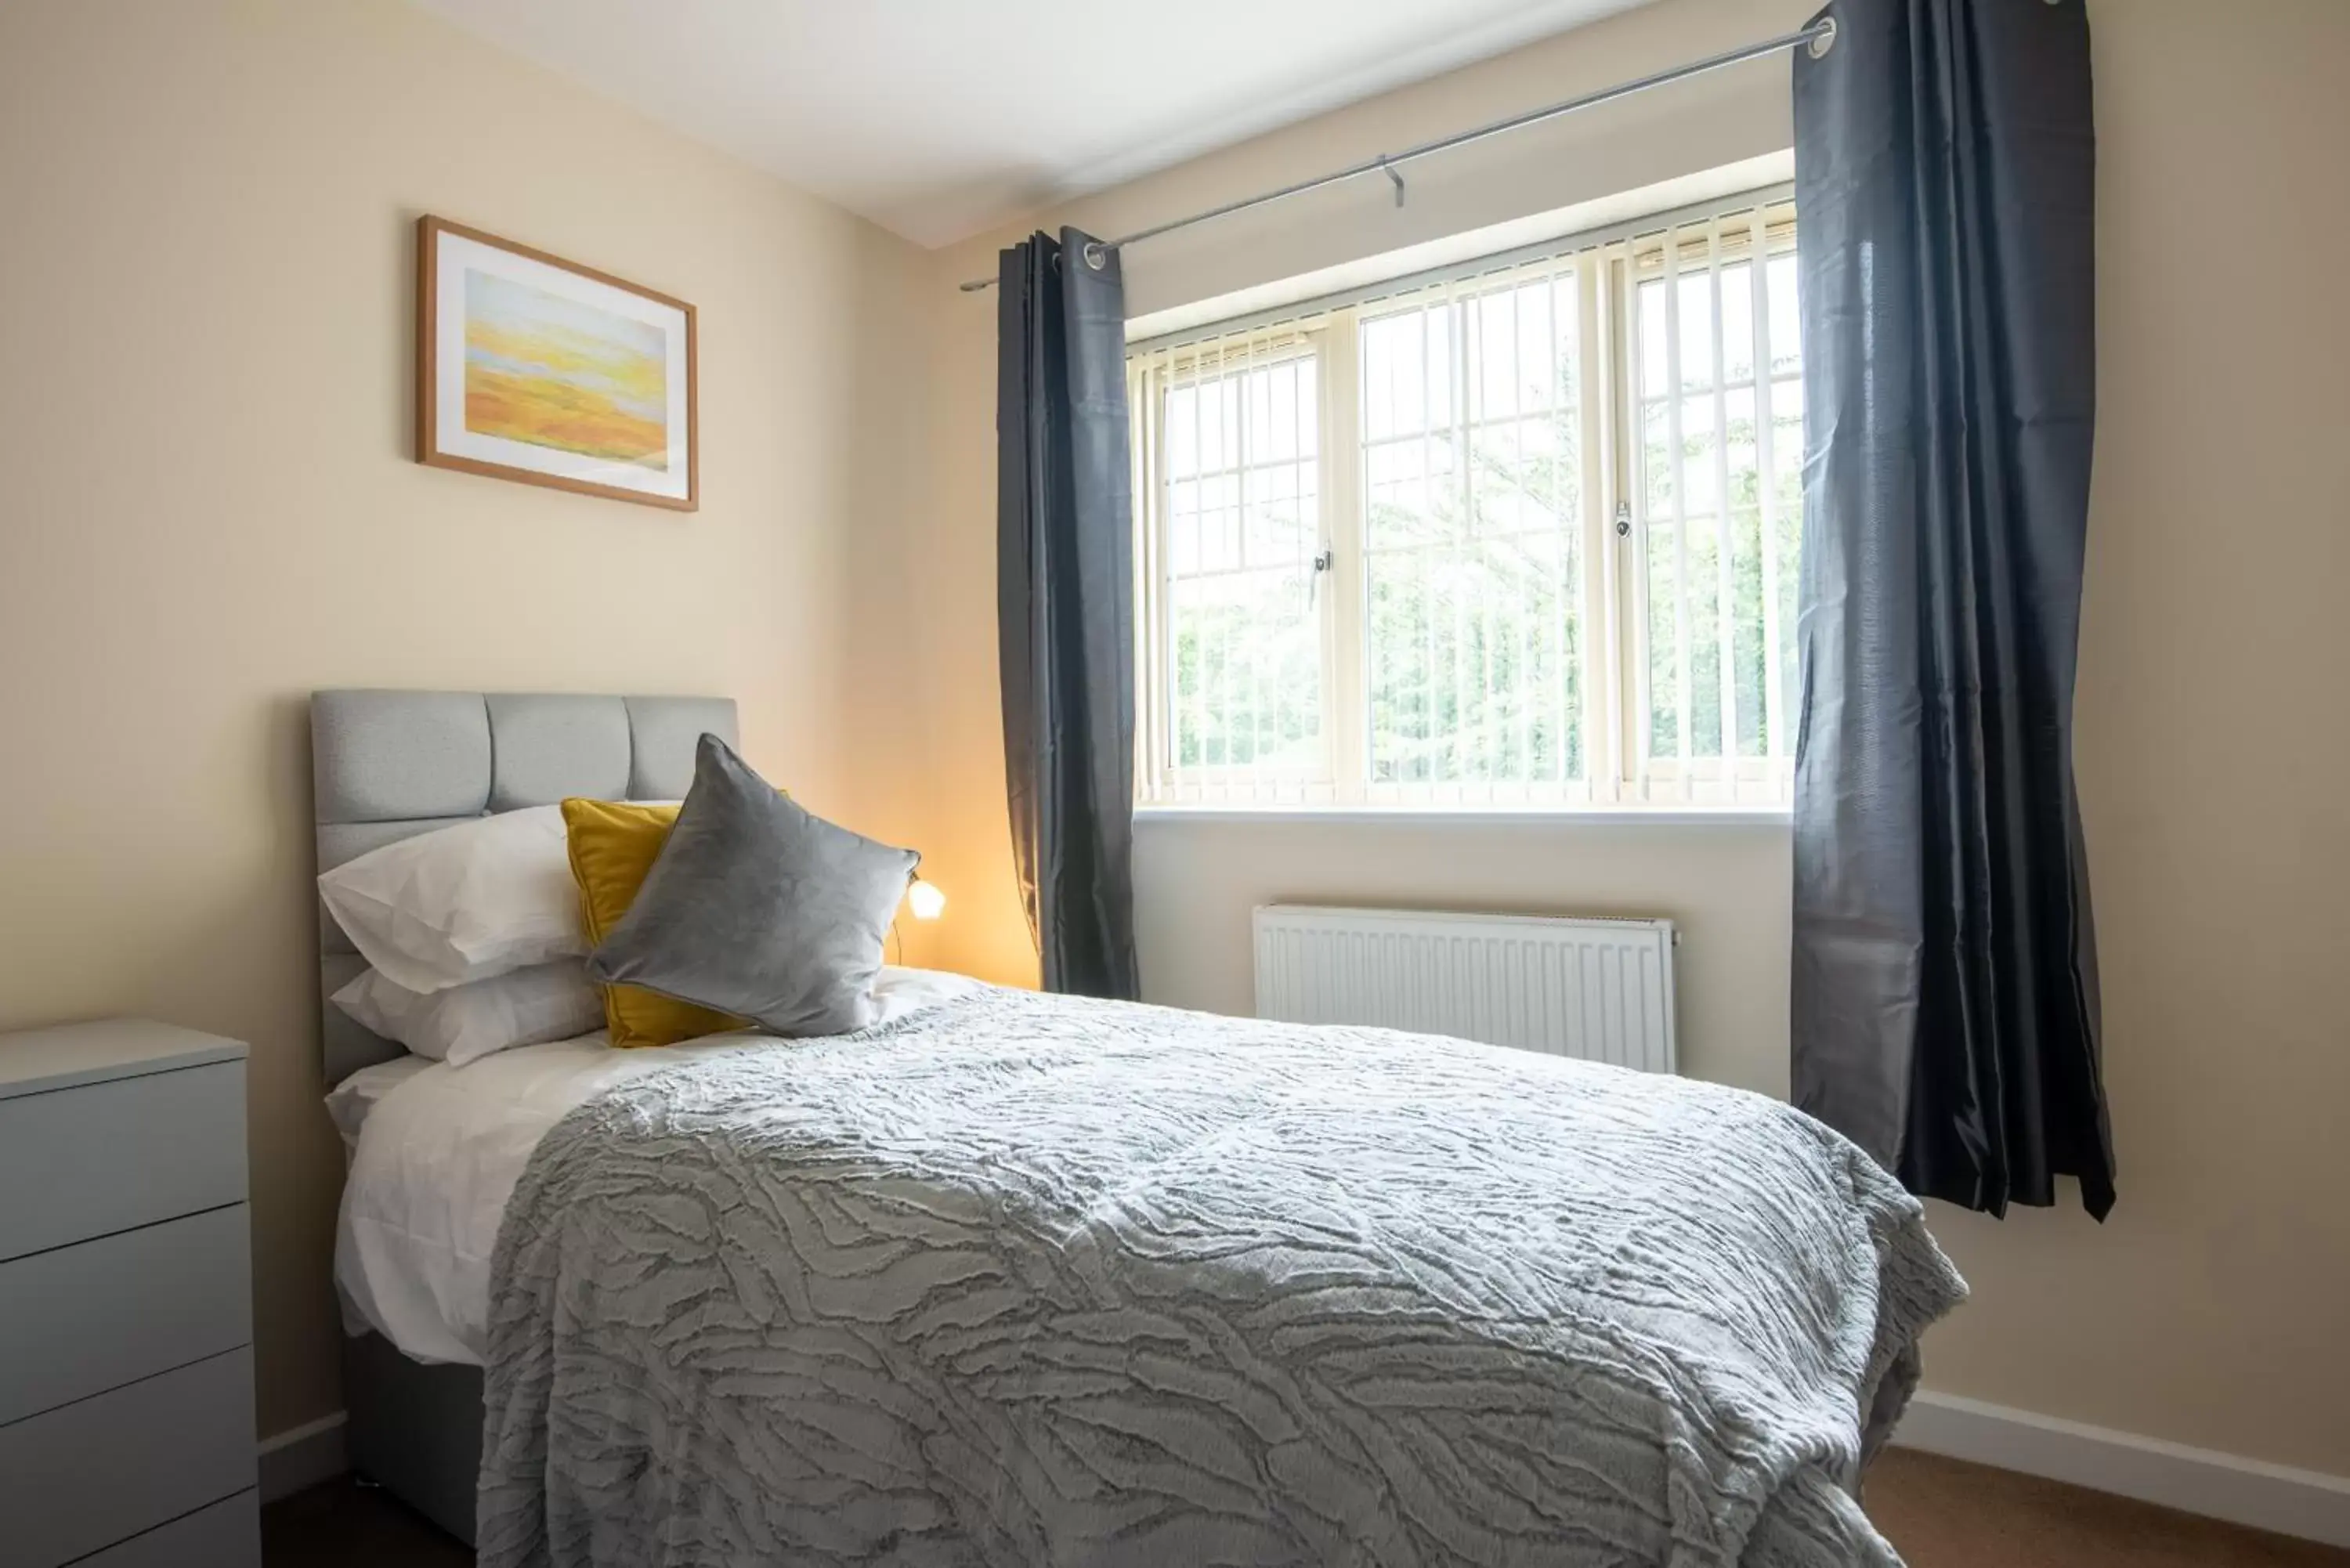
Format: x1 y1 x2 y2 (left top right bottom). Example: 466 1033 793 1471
412 0 1654 248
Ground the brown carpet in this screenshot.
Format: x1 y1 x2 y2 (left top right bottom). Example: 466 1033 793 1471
1867 1448 2350 1568
262 1453 2350 1566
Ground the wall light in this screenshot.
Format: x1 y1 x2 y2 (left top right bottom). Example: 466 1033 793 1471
906 877 947 922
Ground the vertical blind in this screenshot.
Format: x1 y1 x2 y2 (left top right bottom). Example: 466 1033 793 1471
1130 195 1800 810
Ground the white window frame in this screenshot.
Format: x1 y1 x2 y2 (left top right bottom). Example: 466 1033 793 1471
1130 186 1799 815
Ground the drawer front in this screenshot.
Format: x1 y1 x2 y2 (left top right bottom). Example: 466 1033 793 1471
0 1346 255 1568
0 1205 252 1425
0 1061 246 1263
69 1490 258 1568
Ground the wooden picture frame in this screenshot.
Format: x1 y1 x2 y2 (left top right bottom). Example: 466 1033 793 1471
415 216 698 511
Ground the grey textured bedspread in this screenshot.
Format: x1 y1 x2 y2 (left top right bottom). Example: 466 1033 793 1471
480 986 1965 1567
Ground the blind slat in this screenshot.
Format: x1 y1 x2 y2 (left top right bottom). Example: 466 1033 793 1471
1215 335 1235 783
1418 288 1439 784
1448 276 1469 792
1661 226 1694 800
1243 328 1263 795
1749 209 1788 776
1707 223 1741 792
1620 241 1654 804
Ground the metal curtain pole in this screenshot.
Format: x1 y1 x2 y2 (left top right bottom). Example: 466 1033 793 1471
957 17 1835 293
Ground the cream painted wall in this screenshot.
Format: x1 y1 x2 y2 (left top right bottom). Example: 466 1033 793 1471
0 0 926 1440
899 0 2350 1478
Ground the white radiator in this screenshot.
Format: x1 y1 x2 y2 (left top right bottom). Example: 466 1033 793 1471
1252 905 1678 1072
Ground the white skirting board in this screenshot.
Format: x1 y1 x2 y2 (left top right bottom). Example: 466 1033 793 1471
1893 1390 2350 1548
257 1410 349 1503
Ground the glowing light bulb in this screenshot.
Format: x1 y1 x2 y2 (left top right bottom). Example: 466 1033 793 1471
906 877 947 921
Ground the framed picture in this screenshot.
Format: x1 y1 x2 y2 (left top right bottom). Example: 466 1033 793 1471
416 216 696 511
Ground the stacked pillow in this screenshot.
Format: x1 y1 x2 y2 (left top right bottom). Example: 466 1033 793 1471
320 804 583 993
331 962 602 1068
320 804 602 1066
319 737 918 1063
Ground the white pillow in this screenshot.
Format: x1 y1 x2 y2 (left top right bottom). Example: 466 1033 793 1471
331 963 604 1067
319 804 584 992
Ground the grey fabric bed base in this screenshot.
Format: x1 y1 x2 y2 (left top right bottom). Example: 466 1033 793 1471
313 690 736 1545
344 1333 485 1545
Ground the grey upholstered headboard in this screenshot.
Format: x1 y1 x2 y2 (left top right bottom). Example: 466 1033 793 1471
311 690 736 1086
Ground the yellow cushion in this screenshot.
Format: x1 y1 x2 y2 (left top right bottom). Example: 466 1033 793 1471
560 797 747 1048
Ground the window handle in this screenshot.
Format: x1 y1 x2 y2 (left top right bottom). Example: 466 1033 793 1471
1308 547 1335 607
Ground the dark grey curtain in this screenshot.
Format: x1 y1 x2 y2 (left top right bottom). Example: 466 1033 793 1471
997 228 1141 999
1790 0 2114 1218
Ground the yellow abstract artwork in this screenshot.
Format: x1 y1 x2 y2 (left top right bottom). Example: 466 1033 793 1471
463 270 668 469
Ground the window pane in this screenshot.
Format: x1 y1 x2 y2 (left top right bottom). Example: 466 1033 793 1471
1161 348 1322 777
1636 215 1802 787
1363 269 1584 789
1675 270 1714 393
1726 385 1767 757
1361 313 1406 443
1766 254 1802 376
1773 376 1803 731
1731 504 1768 757
1365 432 1458 551
1679 395 1718 518
1646 516 1678 758
1641 395 1674 515
1170 571 1321 769
1472 287 1521 419
1687 510 1722 759
1721 260 1756 387
1195 472 1239 573
1638 276 1668 394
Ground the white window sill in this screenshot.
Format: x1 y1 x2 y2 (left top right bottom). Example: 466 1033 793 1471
1133 804 1793 829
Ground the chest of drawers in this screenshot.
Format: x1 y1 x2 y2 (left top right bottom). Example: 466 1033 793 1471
0 1020 260 1568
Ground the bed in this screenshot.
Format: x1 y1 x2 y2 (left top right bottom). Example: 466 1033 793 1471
315 689 1966 1566
314 691 728 1541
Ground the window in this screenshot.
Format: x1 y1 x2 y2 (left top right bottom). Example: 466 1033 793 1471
1131 194 1801 809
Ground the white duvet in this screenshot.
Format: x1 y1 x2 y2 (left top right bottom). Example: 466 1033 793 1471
329 966 985 1366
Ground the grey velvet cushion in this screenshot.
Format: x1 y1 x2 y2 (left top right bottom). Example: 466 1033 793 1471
587 735 918 1037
